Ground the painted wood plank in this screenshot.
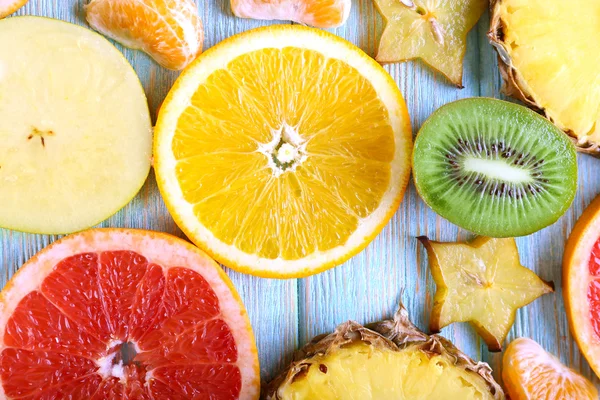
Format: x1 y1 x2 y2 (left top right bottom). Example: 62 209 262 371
1 0 600 393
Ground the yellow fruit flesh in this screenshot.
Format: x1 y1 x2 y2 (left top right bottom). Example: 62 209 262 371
375 0 485 85
423 237 553 350
277 342 496 400
498 0 600 143
0 17 151 234
173 47 395 260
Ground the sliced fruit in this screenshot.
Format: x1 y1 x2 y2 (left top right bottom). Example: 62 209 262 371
264 302 505 399
418 236 554 351
413 98 578 238
0 228 260 399
86 0 203 70
489 0 600 155
503 338 598 399
0 17 151 234
564 194 600 379
154 25 413 278
230 0 351 28
374 0 486 87
0 0 28 18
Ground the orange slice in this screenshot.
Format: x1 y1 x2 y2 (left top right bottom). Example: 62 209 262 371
154 25 413 278
0 229 260 399
564 194 600 378
231 0 351 28
0 0 28 18
503 338 598 399
86 0 203 70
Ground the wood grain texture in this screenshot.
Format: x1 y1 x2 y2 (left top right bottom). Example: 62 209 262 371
1 0 600 392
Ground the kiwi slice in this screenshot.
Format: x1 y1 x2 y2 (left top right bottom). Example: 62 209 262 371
413 98 578 237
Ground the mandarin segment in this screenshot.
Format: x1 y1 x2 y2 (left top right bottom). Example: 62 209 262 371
86 0 203 70
0 0 29 18
231 0 350 28
503 338 598 400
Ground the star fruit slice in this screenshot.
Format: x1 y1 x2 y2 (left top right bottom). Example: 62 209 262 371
374 0 486 87
418 236 554 351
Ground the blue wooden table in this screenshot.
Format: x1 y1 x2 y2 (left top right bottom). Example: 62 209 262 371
3 0 600 392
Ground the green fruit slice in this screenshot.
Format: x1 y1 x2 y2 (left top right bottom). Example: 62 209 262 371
413 98 577 237
0 17 152 234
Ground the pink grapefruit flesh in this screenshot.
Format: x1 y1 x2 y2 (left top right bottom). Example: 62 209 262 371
0 229 260 399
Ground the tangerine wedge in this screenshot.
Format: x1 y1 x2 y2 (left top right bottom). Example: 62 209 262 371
564 193 600 379
231 0 351 28
86 0 203 70
0 229 260 399
503 338 597 399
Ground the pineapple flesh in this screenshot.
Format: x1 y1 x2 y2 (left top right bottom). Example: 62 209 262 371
489 0 600 152
264 304 505 400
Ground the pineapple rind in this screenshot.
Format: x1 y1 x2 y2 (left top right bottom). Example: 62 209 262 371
263 303 505 399
488 0 600 156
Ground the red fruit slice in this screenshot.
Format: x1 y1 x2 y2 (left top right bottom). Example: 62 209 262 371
564 194 600 379
0 229 259 399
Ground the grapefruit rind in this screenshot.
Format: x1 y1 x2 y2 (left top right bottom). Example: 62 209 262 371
0 228 260 399
564 194 600 379
0 0 28 18
154 24 412 278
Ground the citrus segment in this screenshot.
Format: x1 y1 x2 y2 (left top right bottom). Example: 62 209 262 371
0 17 152 234
231 0 351 28
0 229 259 399
0 0 28 18
86 0 204 70
564 194 600 379
154 25 412 278
502 338 598 400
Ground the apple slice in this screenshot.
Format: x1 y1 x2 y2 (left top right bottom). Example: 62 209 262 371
418 236 554 351
0 17 152 234
374 0 486 87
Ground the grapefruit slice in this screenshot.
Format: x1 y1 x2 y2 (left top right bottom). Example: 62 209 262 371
0 17 152 234
0 229 260 399
154 25 412 278
564 194 600 378
0 0 28 19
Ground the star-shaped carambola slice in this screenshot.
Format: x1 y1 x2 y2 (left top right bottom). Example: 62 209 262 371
374 0 486 87
418 236 554 351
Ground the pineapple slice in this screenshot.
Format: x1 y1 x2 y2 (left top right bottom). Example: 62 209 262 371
489 0 600 154
375 0 486 87
264 303 505 400
419 236 554 351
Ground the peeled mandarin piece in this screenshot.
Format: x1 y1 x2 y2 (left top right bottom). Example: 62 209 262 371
418 236 553 351
0 17 151 234
154 25 412 278
503 338 598 400
86 0 203 70
374 0 486 86
230 0 351 28
0 0 28 18
0 229 260 399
